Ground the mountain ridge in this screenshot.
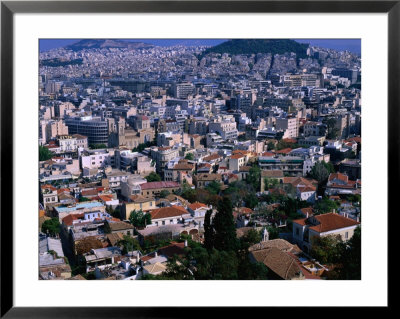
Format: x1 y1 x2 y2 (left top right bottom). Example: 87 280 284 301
202 39 309 58
64 39 154 51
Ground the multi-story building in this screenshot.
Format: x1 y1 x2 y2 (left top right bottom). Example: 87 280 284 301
173 82 194 99
209 117 238 140
276 117 298 139
65 116 108 145
258 156 304 176
292 213 360 253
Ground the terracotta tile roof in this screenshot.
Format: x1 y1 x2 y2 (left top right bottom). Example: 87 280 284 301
297 185 316 193
328 173 349 183
198 163 212 168
174 163 194 170
232 150 249 155
230 154 245 159
129 195 154 203
62 213 85 226
81 189 98 197
188 202 208 211
203 153 221 162
150 205 188 220
158 242 186 258
275 148 292 154
41 184 57 191
250 247 304 280
283 177 317 188
99 195 114 202
262 152 275 157
345 136 361 144
249 239 301 254
57 188 70 195
236 207 253 215
108 221 134 232
293 213 360 233
140 181 180 190
299 207 314 217
282 138 297 144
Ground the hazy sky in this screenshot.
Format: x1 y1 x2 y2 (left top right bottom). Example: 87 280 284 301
39 39 361 54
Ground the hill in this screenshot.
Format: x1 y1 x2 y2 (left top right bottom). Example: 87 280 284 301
64 39 154 51
201 39 309 58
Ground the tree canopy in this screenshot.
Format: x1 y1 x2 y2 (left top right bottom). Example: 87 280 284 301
39 146 53 161
145 172 161 182
184 153 194 161
41 217 60 236
129 210 151 228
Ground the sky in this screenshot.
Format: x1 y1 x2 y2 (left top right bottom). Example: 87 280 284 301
39 39 361 54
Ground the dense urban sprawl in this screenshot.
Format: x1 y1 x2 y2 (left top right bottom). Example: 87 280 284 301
39 39 361 280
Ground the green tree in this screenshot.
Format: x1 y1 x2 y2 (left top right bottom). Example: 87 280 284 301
323 117 340 139
203 209 214 250
336 226 361 279
205 180 221 195
310 235 342 264
212 197 239 252
309 161 335 193
159 190 170 198
117 235 141 255
244 193 258 209
264 177 279 190
129 210 151 228
39 145 53 161
184 153 194 161
145 172 161 182
106 205 121 219
314 197 339 215
79 196 91 202
41 217 60 236
247 165 261 191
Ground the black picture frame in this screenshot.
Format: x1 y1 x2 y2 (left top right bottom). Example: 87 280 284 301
1 0 395 317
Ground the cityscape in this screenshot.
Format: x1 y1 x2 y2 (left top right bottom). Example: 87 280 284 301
39 39 361 280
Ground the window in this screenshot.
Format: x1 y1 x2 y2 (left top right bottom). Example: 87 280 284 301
162 221 165 225
170 219 173 224
296 228 300 236
345 232 349 239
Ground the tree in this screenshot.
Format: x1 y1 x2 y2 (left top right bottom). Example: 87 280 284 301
309 161 334 193
129 210 151 228
106 205 121 219
145 172 161 182
117 235 141 255
41 217 60 236
336 226 361 279
39 145 53 161
314 197 339 215
79 196 91 202
212 197 239 252
310 235 342 264
203 209 214 250
247 165 261 191
323 117 340 139
159 190 170 198
184 153 194 161
264 177 279 190
205 180 221 195
244 193 258 209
